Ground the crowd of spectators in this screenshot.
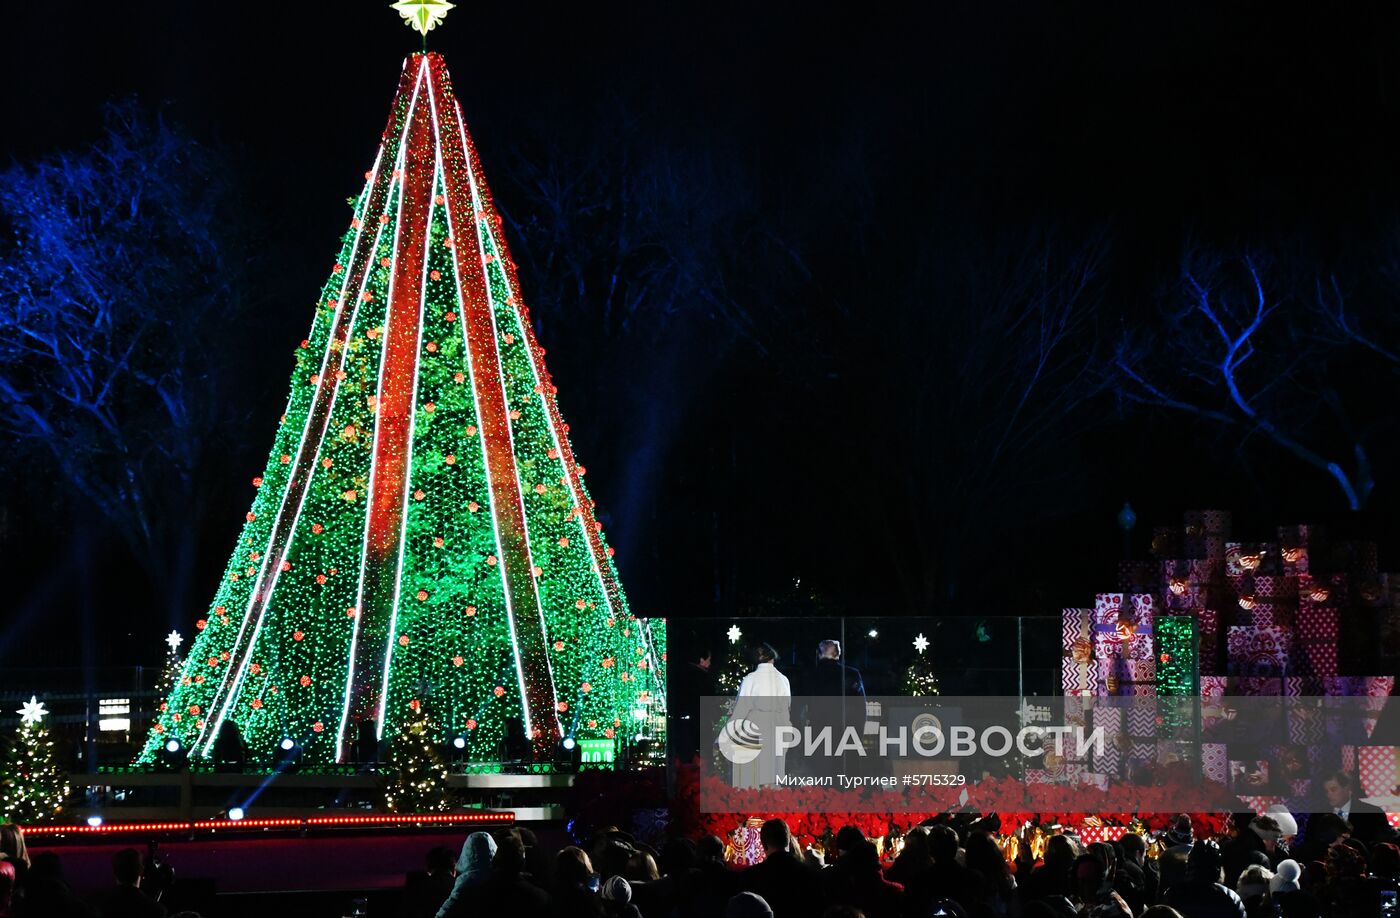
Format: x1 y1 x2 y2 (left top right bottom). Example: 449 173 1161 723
2 804 1398 918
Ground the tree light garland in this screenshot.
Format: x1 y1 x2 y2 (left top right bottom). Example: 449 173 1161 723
139 52 665 768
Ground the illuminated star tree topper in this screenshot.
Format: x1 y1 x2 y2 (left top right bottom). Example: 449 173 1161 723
391 0 455 37
17 696 48 726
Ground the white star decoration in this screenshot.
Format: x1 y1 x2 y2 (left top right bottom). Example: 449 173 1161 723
17 695 47 726
726 624 742 645
165 630 183 653
913 633 929 654
391 0 456 37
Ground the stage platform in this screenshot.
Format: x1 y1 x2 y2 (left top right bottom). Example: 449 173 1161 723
68 769 576 823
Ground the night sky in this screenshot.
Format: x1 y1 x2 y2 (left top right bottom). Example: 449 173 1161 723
3 3 1399 669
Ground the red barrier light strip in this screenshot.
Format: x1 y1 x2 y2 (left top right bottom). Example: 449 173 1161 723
23 812 513 836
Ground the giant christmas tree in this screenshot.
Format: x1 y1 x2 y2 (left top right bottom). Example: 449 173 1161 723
141 41 665 766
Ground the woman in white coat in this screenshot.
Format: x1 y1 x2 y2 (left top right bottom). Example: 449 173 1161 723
726 643 792 788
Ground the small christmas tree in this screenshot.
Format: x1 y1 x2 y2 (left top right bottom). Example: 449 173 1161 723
902 634 940 696
1 697 70 824
152 632 185 717
382 706 457 813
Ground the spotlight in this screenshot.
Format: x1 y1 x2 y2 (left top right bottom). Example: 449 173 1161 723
158 737 186 771
555 735 581 771
274 737 302 771
86 816 103 828
227 807 245 821
867 628 880 639
452 735 467 750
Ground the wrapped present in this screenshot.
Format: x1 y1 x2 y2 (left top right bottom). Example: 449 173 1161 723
1357 746 1400 798
1226 543 1253 576
1299 642 1339 678
1063 695 1090 726
1025 768 1056 785
1248 604 1282 629
1078 825 1127 844
1096 659 1121 695
1201 675 1228 700
1091 604 1154 676
1094 593 1126 624
1283 676 1320 696
1254 575 1297 600
1281 545 1310 575
1130 593 1157 619
1238 795 1287 814
1343 745 1357 774
1094 705 1124 736
1227 626 1292 677
729 822 766 866
1202 742 1228 783
1362 677 1395 738
1166 583 1204 612
1233 677 1283 697
1300 573 1347 606
1064 762 1088 781
1124 658 1156 682
1362 676 1395 698
1296 606 1339 641
1062 607 1093 659
1127 697 1157 737
1323 677 1369 697
1091 742 1121 778
1062 659 1099 696
1288 705 1325 745
1291 778 1313 798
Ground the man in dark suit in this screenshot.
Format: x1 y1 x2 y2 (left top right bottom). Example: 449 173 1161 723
808 640 865 700
801 640 866 765
1322 769 1390 844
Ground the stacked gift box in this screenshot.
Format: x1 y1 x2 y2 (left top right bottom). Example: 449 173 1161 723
1063 509 1400 786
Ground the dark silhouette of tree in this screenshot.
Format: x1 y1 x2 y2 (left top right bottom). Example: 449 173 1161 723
487 96 806 606
830 226 1112 610
1113 251 1397 510
0 102 256 623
